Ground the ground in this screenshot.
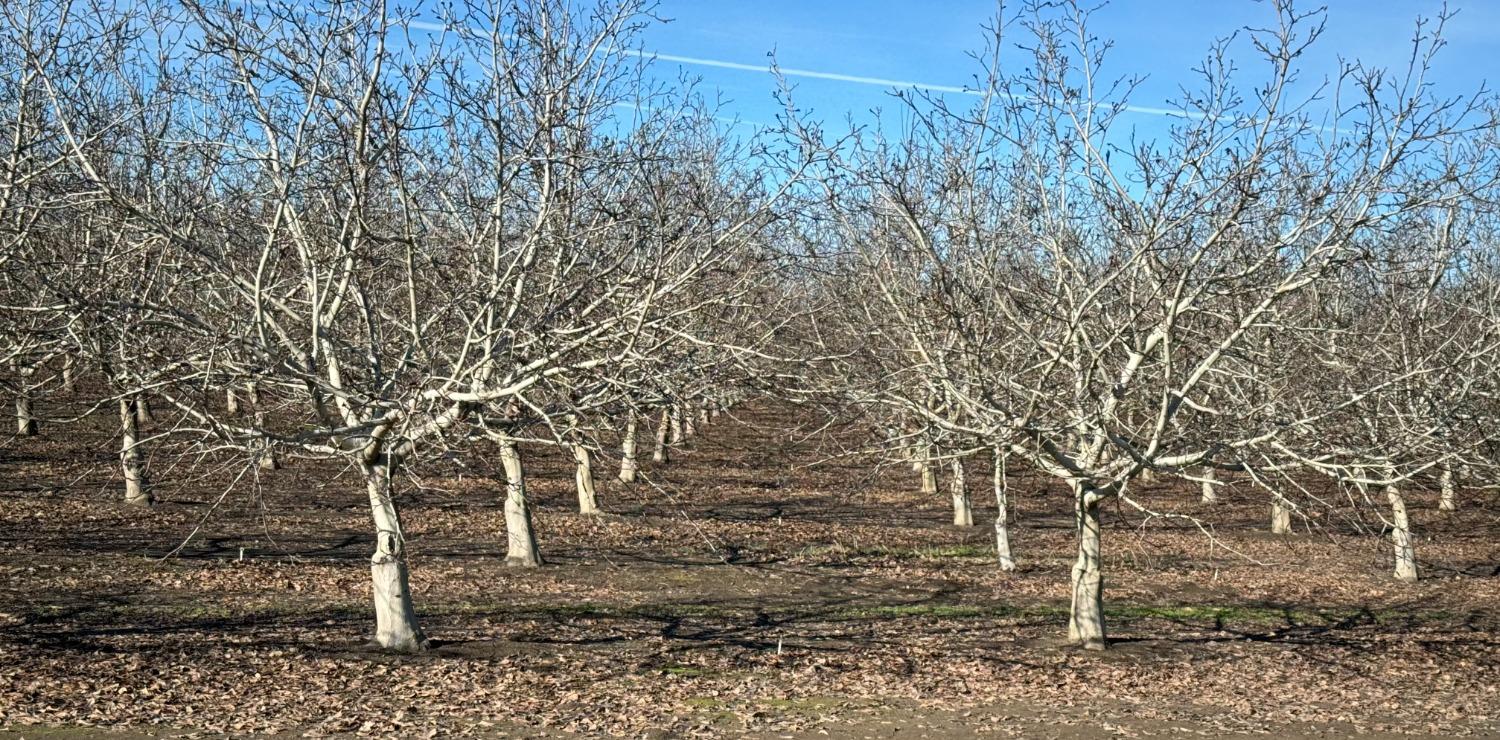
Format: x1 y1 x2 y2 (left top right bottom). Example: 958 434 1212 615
0 399 1497 738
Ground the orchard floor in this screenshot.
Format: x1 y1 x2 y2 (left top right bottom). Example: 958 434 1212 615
1 400 1498 738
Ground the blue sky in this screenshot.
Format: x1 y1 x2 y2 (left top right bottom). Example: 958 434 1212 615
625 0 1500 137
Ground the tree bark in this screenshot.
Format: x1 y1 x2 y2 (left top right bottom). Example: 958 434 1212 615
574 443 599 515
134 394 153 425
1271 498 1292 534
919 460 937 496
1387 478 1418 582
225 388 240 415
364 458 427 652
993 448 1015 571
498 439 543 566
1200 467 1218 504
684 405 697 437
1068 482 1106 650
120 397 151 506
1439 464 1456 512
253 389 278 470
15 394 36 436
652 408 670 464
61 355 76 394
619 411 639 483
949 457 973 527
669 404 684 445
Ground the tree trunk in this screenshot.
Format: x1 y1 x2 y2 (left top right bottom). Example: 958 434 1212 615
669 405 684 445
15 394 36 436
1271 498 1292 534
1068 483 1106 650
61 355 76 394
364 458 427 652
684 405 697 437
1200 467 1218 504
652 408 670 463
574 443 599 515
949 458 973 527
698 405 710 427
619 412 639 483
253 392 278 470
498 439 543 567
120 397 151 506
225 388 240 415
1439 464 1456 512
919 460 937 496
993 448 1015 572
1387 479 1418 582
134 394 153 425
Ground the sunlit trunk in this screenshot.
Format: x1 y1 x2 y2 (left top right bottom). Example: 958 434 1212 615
15 393 35 436
1271 497 1292 534
134 394 153 425
574 443 599 515
225 388 240 415
120 396 151 506
1386 475 1418 582
684 405 697 437
364 456 427 652
1068 481 1106 650
919 460 937 496
949 458 973 526
652 408 670 464
1439 463 1456 512
1200 467 1218 504
61 355 76 394
993 448 1015 571
498 439 543 567
619 411 639 483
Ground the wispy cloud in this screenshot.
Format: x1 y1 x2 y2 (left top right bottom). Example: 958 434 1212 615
246 2 1204 121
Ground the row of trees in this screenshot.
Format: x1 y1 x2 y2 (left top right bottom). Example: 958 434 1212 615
3 0 1498 652
0 0 803 651
792 2 1500 647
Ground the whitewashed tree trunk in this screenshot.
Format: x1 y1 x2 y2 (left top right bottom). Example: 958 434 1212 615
15 394 35 436
498 439 543 567
120 397 151 506
652 408 670 464
364 458 427 652
1387 476 1418 582
134 394 153 425
619 412 639 483
573 443 599 515
225 388 240 415
919 460 937 496
1271 497 1292 534
684 405 697 437
1200 467 1218 504
1068 483 1106 650
1438 464 1456 512
949 457 973 526
993 448 1015 571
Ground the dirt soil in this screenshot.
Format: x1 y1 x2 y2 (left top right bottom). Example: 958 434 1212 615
0 399 1497 738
